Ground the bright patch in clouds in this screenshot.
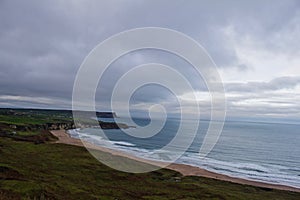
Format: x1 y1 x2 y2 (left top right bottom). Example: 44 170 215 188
219 22 300 82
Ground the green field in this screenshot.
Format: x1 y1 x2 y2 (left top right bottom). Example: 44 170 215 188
0 109 73 125
0 109 299 199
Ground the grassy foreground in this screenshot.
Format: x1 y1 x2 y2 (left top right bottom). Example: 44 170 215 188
0 133 299 200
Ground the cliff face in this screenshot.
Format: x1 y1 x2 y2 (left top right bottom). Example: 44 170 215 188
99 121 128 129
46 123 76 130
96 112 117 118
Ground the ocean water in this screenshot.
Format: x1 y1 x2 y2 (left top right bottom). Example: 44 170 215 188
68 118 300 188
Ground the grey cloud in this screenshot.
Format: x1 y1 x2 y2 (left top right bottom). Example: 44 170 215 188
0 0 299 121
226 76 300 93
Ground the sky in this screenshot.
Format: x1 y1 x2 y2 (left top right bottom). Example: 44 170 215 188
0 0 300 122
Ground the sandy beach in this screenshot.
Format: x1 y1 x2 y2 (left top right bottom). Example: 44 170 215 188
51 130 300 193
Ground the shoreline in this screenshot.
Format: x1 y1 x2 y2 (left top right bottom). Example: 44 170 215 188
50 130 300 193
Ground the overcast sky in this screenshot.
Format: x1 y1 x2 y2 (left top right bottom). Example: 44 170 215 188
1 0 300 122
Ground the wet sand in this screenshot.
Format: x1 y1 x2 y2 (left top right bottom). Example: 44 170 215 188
50 130 300 193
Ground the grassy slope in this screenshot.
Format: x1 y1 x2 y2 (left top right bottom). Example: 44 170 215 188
0 135 299 200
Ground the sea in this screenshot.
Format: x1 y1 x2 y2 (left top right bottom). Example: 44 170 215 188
68 117 300 189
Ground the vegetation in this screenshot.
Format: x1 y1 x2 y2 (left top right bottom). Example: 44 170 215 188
0 108 129 130
1 136 299 200
0 108 73 125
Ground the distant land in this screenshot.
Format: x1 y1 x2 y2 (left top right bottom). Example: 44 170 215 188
0 108 129 131
0 107 118 118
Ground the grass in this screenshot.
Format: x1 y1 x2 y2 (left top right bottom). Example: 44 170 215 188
0 135 299 200
0 109 73 125
14 131 40 136
0 115 48 125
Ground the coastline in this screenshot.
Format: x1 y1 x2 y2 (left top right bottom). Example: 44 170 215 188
50 130 300 193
